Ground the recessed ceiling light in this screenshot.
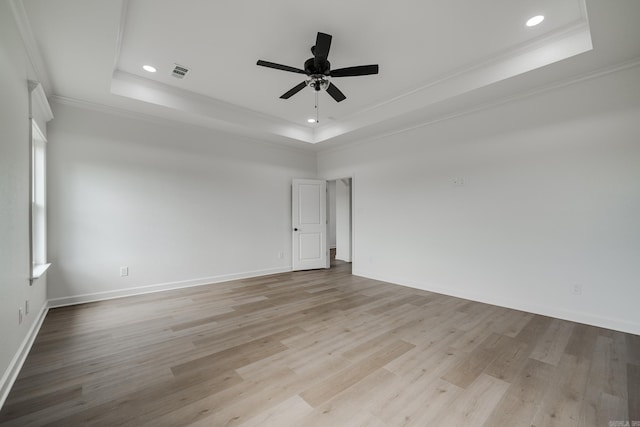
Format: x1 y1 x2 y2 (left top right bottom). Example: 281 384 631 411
526 15 544 27
307 118 317 123
142 65 157 73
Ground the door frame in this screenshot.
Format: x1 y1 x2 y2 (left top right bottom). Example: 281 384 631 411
323 174 355 269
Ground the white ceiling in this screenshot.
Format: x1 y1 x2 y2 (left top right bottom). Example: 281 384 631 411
15 0 640 149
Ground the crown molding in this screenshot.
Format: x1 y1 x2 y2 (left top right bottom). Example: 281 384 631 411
319 56 640 155
49 95 317 154
313 17 594 145
112 0 130 72
54 55 640 156
51 94 171 125
9 0 53 95
106 4 593 147
107 0 312 150
110 70 315 144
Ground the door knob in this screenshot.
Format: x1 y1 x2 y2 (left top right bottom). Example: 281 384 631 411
294 228 299 231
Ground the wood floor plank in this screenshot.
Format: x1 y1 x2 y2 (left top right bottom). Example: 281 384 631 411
381 379 463 427
234 395 313 427
565 322 601 361
483 336 530 383
500 311 534 338
530 353 592 427
588 334 628 399
515 314 555 345
529 318 574 366
296 399 387 427
167 370 306 426
299 339 415 407
581 388 629 427
430 373 510 426
320 367 403 419
0 385 82 424
626 363 640 423
483 358 556 427
626 334 640 365
440 332 505 389
143 366 304 427
1 258 638 426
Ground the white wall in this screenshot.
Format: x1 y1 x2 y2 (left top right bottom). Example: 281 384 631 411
46 102 317 303
0 2 49 404
318 65 640 335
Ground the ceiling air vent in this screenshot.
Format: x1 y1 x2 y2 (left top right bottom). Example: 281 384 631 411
171 64 190 79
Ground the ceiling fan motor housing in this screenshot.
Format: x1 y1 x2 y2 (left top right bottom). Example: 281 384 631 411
304 57 330 75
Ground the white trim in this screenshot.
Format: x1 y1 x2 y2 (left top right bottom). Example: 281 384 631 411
1 267 290 408
352 270 640 336
30 263 51 281
110 70 314 143
345 19 592 119
321 175 356 270
312 19 593 144
112 0 130 71
49 96 316 155
0 301 49 410
48 267 292 308
319 56 640 155
29 118 49 285
9 1 52 94
28 82 53 123
1 262 637 411
30 118 46 142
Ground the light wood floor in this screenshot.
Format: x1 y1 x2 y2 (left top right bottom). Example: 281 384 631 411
1 259 638 426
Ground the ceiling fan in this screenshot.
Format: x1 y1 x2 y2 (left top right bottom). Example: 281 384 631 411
256 32 379 103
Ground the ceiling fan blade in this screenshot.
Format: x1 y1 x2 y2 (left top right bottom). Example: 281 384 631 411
257 60 307 75
326 82 346 102
314 32 332 64
330 64 379 77
280 81 308 99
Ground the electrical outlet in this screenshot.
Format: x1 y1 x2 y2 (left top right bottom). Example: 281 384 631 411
120 266 129 277
277 251 284 259
25 300 29 315
18 308 23 325
572 284 582 295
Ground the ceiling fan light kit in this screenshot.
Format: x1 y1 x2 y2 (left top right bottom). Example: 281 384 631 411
257 32 379 107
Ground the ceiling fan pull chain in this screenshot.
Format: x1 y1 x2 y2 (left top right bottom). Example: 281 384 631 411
315 91 319 123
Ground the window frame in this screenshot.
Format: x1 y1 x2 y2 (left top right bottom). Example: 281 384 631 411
29 118 50 283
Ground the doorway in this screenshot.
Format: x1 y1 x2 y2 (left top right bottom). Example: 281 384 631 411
327 177 352 268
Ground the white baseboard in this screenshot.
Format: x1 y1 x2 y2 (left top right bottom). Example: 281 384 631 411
352 269 640 336
48 266 292 308
5 265 637 414
0 301 49 410
1 267 292 410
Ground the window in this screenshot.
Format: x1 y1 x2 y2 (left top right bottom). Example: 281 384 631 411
30 119 50 282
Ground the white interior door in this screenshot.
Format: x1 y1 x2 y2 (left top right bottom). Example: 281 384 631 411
292 179 328 271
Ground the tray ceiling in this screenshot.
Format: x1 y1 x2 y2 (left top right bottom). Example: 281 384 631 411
15 0 640 148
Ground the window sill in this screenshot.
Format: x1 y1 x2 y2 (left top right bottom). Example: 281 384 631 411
30 263 51 282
